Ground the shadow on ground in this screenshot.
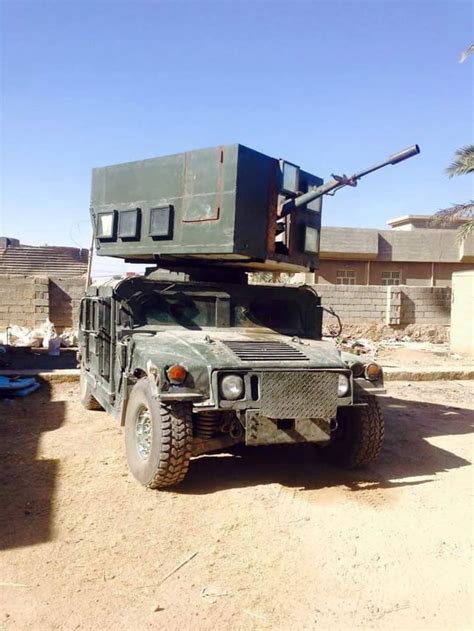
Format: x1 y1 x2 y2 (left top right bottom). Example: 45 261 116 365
0 347 77 371
0 382 65 550
177 395 473 495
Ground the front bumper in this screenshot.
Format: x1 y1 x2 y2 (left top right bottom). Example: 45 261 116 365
353 377 386 396
245 411 331 446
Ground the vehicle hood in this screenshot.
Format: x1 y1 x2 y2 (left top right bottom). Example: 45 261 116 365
130 329 347 371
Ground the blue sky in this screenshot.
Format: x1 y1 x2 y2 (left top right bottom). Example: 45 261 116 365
1 0 473 276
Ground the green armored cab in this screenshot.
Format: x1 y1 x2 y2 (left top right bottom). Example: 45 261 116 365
79 143 419 488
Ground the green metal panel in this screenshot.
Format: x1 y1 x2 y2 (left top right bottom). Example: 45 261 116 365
90 144 323 272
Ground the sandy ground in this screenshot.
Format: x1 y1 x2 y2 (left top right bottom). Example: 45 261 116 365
375 343 474 370
0 381 473 631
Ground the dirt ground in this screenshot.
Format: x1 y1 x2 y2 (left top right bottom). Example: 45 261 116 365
375 343 474 371
0 381 473 630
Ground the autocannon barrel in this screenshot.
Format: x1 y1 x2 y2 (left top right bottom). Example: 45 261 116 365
388 144 420 164
282 144 420 214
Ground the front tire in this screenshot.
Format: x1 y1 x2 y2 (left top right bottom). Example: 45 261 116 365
323 396 384 468
124 379 193 488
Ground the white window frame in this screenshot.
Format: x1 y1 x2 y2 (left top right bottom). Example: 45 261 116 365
381 271 401 286
336 269 356 285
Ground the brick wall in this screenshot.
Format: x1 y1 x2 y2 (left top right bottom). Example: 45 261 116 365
313 284 451 326
0 275 85 332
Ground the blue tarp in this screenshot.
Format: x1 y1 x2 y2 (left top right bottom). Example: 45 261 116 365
0 376 40 397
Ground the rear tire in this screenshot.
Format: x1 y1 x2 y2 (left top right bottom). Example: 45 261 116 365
79 367 103 411
323 396 384 468
125 379 193 488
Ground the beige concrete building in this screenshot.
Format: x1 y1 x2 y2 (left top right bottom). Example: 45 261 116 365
313 215 474 287
450 271 474 356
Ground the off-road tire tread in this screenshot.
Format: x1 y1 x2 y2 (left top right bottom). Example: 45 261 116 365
347 396 384 467
324 396 384 468
147 402 193 489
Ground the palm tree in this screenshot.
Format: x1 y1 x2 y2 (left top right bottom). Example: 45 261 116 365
436 145 474 241
446 145 474 177
434 47 473 241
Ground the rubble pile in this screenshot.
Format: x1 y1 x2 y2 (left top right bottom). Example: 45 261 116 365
331 324 451 358
335 336 378 356
324 323 449 344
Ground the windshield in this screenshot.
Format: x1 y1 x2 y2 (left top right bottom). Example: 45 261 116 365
137 292 304 335
232 299 302 331
144 294 216 329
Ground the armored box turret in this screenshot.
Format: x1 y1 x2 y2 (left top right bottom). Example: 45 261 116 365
91 144 323 273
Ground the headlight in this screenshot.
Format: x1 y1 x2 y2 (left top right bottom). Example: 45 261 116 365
337 373 350 397
349 361 365 378
220 374 244 401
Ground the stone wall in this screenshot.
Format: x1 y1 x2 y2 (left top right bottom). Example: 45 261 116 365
0 275 85 332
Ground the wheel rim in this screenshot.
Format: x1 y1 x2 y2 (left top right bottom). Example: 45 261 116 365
135 405 152 460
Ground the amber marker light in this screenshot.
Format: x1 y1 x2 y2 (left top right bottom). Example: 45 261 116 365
365 363 382 381
167 364 187 384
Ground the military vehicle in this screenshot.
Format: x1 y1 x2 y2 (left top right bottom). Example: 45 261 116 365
79 143 420 488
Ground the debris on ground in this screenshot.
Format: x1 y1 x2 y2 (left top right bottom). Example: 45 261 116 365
324 323 449 344
58 329 78 347
327 323 453 359
335 335 377 356
2 321 78 352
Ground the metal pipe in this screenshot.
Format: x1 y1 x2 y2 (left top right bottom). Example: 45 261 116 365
281 144 420 216
85 230 94 289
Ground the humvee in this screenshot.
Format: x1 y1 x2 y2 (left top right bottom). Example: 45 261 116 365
78 143 419 487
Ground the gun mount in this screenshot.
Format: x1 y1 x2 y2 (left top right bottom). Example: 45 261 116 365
90 143 419 276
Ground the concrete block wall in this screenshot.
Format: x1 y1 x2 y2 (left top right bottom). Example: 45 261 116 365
0 275 50 329
399 286 451 325
312 284 451 326
312 285 388 324
0 275 85 332
0 275 453 333
49 277 86 329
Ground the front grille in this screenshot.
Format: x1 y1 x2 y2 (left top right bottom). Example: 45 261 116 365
223 340 309 362
260 371 339 419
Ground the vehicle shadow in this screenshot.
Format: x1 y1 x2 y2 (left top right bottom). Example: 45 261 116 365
0 381 65 550
178 395 473 495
